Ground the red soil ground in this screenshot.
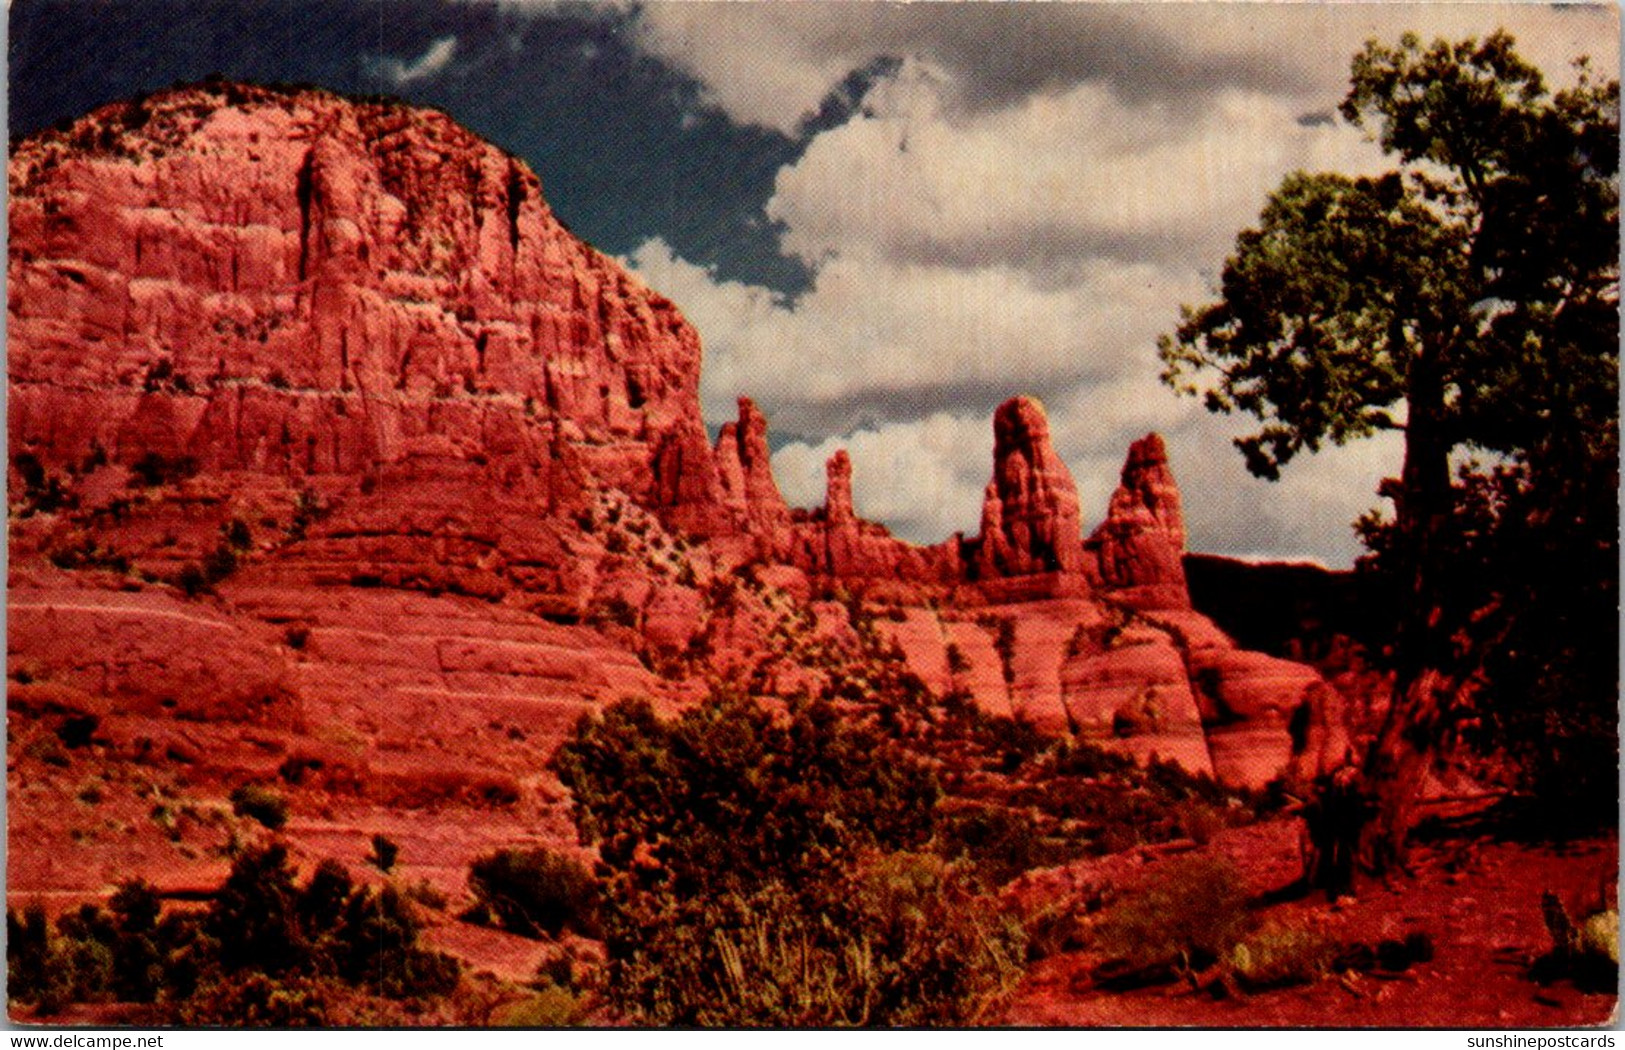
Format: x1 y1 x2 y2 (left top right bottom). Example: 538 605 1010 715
1008 821 1618 1028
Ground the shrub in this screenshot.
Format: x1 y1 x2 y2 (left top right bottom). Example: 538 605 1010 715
197 846 460 1009
1535 892 1618 992
7 904 57 1010
991 618 1017 684
108 880 163 1004
467 848 600 939
128 451 198 488
368 834 399 874
979 714 1051 771
11 451 75 515
287 487 328 542
555 694 937 902
174 562 211 597
1050 738 1137 779
613 859 1025 1026
230 784 289 830
337 886 460 999
594 596 639 629
171 972 332 1027
404 880 448 912
56 713 100 749
552 693 1031 1025
210 843 305 974
934 804 1080 887
1229 922 1337 990
202 541 239 583
223 517 253 551
1094 854 1251 982
491 986 594 1027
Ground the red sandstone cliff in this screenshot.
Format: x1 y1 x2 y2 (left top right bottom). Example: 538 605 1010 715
7 81 1350 796
8 81 725 536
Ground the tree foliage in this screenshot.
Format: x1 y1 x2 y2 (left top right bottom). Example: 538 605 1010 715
1160 30 1618 870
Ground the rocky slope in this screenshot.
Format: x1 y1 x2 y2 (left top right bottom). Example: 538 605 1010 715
7 83 1358 907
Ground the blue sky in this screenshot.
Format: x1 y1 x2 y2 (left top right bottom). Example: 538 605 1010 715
10 1 1617 566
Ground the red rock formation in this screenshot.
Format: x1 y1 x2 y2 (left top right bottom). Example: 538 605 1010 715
5 81 1356 803
792 447 963 594
971 397 1088 595
1087 432 1190 609
7 82 724 534
714 397 791 536
825 450 856 524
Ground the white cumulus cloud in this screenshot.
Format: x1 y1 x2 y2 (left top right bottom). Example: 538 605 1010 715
620 4 1608 567
772 413 994 544
381 36 459 86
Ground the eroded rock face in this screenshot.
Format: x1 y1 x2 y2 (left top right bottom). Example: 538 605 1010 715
8 82 723 532
7 82 1358 798
971 397 1088 592
824 450 856 525
1087 432 1191 610
715 397 792 536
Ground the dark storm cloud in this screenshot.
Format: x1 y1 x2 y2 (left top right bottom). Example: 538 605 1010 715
864 4 1315 117
629 1 1322 134
853 220 1209 285
756 367 1103 446
7 0 814 293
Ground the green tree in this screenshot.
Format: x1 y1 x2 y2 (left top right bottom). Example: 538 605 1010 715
209 843 307 975
1160 31 1617 877
108 880 163 1003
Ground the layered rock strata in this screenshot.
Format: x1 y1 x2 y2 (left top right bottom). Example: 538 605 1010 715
8 82 1347 791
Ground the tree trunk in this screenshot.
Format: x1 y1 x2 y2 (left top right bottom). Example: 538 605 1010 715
1358 332 1454 875
1359 666 1448 872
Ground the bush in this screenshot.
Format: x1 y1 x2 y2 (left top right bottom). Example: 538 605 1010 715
171 972 331 1027
108 880 163 1003
128 451 198 488
491 985 594 1027
1050 738 1137 779
368 834 399 874
613 858 1025 1026
210 843 306 975
1535 892 1618 992
56 713 100 749
1094 854 1251 983
554 693 938 902
1229 922 1337 990
552 693 1030 1025
934 804 1081 887
7 884 176 1015
230 784 289 830
191 846 460 1012
467 848 600 940
337 886 460 999
7 904 61 1012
